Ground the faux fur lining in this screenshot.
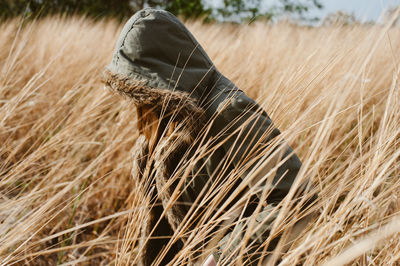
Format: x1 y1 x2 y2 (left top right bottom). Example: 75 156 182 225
133 129 191 265
102 69 205 125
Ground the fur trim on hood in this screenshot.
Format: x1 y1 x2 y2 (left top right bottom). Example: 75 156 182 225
102 69 205 125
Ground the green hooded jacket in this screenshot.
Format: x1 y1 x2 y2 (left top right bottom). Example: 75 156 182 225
103 8 312 265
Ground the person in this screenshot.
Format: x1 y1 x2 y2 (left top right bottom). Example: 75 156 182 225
102 8 315 265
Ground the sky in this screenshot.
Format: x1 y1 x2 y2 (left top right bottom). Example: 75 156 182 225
308 0 400 22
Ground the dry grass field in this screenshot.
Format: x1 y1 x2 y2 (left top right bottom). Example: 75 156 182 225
0 15 399 265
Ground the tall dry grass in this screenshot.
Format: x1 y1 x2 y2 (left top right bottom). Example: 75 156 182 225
0 15 399 265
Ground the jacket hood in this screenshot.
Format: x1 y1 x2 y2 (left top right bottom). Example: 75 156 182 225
103 8 235 119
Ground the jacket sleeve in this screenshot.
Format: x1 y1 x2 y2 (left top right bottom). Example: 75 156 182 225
204 89 303 204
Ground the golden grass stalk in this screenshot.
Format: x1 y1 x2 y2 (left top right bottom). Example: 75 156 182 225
0 15 399 265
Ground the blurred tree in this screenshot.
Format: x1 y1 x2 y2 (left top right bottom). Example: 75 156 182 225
0 0 135 20
215 0 323 22
146 0 211 19
384 6 400 27
322 11 358 26
0 0 322 22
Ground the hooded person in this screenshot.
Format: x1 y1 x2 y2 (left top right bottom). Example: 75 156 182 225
103 8 316 266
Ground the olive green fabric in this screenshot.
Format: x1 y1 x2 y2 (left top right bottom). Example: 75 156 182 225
107 8 225 100
106 8 309 263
